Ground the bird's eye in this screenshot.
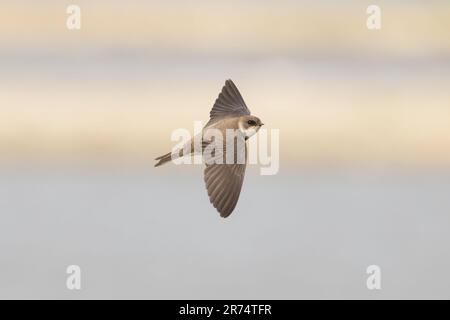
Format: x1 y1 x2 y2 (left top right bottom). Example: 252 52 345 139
247 120 256 126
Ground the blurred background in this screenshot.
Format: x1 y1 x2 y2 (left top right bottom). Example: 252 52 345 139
1 0 450 299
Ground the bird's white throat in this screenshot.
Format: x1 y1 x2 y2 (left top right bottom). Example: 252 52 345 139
239 122 259 138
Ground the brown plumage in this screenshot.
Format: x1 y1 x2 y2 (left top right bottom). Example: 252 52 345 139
155 80 263 218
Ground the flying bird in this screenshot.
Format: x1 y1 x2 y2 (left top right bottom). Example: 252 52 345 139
155 80 264 218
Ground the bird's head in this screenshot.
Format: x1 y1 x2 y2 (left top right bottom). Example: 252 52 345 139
238 115 264 138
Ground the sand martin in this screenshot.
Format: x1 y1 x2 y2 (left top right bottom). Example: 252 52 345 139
155 80 264 218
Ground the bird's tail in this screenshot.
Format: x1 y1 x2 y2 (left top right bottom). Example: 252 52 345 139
154 152 173 167
155 136 198 167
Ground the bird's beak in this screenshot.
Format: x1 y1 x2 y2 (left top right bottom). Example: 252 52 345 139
260 123 264 126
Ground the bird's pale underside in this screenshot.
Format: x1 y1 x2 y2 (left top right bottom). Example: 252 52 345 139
155 80 263 218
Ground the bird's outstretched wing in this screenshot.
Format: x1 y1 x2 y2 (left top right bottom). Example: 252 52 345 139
202 134 247 218
204 163 246 218
209 80 251 122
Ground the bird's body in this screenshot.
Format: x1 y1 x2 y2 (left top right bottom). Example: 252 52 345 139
155 80 263 218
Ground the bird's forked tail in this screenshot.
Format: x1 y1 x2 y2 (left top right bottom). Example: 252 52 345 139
154 152 173 167
155 137 196 167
